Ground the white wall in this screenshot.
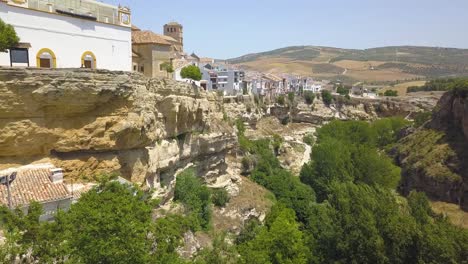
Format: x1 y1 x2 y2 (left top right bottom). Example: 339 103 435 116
0 3 131 71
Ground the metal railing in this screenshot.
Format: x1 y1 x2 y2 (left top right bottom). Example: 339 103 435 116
27 0 118 24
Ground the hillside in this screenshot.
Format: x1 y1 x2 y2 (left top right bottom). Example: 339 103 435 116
228 46 468 83
395 85 468 211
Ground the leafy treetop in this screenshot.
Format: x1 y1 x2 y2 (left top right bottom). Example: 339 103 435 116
0 18 19 52
181 65 202 81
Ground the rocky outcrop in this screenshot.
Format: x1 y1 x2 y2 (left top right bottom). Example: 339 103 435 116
396 90 468 210
263 94 439 125
0 68 235 189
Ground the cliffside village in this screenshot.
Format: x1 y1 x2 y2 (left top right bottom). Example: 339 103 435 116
0 0 377 219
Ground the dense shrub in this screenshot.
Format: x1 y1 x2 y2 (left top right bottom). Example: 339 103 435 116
288 92 295 103
303 133 315 146
174 168 212 230
414 111 432 127
238 205 309 264
276 95 285 105
301 119 406 201
321 90 333 105
303 91 315 104
240 137 316 223
407 78 468 93
212 188 230 207
336 85 350 95
384 90 398 96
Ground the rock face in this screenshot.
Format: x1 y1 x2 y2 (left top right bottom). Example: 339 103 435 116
265 95 439 126
0 68 235 190
396 90 468 210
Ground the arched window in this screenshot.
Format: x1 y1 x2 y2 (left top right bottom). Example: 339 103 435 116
36 48 57 68
81 51 96 69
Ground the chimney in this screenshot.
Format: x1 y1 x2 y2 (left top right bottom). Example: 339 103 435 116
49 168 64 183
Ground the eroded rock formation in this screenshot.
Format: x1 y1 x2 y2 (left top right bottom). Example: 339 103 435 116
396 90 468 210
0 68 236 189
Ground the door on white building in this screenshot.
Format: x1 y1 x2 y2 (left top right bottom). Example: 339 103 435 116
83 55 94 68
81 51 96 69
36 48 56 68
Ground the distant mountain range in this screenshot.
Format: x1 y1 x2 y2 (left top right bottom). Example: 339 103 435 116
227 46 468 83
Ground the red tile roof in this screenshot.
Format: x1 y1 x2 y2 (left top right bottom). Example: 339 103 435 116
0 168 71 208
132 30 172 45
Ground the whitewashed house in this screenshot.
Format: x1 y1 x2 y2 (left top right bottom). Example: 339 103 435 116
199 63 245 96
0 0 132 71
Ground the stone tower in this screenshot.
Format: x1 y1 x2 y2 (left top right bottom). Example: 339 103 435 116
163 22 183 52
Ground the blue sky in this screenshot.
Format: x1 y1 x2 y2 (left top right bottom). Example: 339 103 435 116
108 0 468 59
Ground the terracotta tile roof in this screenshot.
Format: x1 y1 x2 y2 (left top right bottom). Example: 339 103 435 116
160 35 178 43
0 168 71 208
132 30 172 45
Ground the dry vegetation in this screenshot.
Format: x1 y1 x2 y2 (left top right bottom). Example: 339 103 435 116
431 201 468 229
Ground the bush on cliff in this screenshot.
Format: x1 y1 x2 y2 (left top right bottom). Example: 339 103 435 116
303 91 315 104
174 168 212 230
212 188 230 207
321 90 333 105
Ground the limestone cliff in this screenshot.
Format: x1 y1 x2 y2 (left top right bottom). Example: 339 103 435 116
225 93 439 126
396 90 468 210
0 68 236 189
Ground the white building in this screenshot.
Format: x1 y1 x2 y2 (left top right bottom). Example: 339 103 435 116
0 0 132 71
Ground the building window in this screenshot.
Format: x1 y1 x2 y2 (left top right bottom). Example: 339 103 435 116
133 65 137 71
140 66 144 72
81 51 96 69
36 48 57 68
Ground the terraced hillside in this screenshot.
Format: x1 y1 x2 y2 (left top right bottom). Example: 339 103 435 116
228 46 468 83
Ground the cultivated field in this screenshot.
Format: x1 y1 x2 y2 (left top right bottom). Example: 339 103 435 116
380 81 427 96
230 45 468 83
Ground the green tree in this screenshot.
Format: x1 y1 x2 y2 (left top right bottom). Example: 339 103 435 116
180 64 202 81
303 91 315 104
0 18 19 52
321 90 333 105
161 61 174 78
65 181 152 264
336 85 349 95
194 233 238 264
151 214 191 264
239 205 309 264
174 168 212 230
384 90 398 96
